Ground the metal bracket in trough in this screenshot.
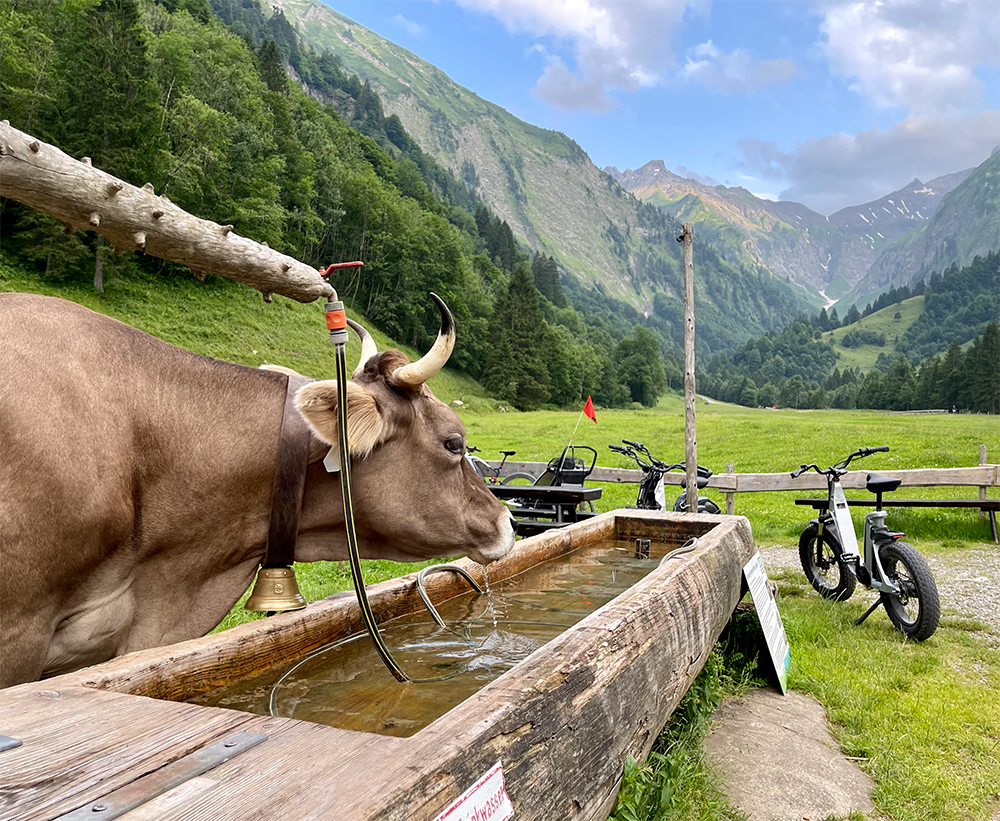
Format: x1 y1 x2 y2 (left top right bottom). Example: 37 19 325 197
53 732 267 821
0 734 22 753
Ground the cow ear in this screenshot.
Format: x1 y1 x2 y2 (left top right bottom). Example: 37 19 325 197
295 380 386 458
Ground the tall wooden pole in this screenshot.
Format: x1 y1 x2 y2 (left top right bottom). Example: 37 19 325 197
681 224 698 512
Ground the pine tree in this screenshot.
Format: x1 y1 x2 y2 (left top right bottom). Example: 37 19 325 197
614 326 666 407
532 252 566 307
483 263 550 409
49 0 163 186
257 39 287 94
964 323 1000 413
939 341 965 410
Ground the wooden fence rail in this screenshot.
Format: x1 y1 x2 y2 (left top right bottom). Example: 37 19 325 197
487 446 998 516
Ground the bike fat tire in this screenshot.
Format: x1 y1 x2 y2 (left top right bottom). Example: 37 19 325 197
799 523 857 601
878 541 940 641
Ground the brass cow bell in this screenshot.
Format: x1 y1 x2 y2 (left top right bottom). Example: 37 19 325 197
245 566 307 612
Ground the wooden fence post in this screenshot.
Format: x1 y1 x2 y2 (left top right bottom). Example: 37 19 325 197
980 445 988 520
725 462 735 515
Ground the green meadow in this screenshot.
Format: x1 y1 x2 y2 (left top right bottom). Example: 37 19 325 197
463 395 998 544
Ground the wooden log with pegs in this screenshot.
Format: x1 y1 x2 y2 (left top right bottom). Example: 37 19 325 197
0 121 333 303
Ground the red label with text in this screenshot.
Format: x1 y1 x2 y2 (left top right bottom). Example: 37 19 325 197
433 760 514 821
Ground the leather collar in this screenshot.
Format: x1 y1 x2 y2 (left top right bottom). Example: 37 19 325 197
262 374 312 568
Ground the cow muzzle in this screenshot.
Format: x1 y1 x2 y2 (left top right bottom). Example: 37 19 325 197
467 513 517 565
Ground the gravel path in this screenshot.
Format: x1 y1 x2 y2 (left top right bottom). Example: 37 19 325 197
759 543 1000 641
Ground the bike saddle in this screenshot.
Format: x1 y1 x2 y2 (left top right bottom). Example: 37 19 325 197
680 475 711 489
866 472 901 494
500 450 516 456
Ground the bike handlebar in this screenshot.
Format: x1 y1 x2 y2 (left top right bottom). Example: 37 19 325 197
790 446 889 478
610 443 713 477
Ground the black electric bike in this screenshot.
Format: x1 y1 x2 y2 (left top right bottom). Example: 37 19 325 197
609 439 721 514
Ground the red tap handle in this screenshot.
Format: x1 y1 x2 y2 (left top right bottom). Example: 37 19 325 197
319 261 364 277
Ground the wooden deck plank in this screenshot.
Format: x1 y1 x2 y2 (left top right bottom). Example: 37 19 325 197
108 718 414 821
0 687 257 821
0 688 395 821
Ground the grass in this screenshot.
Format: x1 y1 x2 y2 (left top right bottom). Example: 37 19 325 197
608 646 754 821
772 563 1000 821
4 261 999 820
609 610 770 821
824 296 925 372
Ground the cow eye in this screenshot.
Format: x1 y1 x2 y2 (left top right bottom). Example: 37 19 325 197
444 436 465 455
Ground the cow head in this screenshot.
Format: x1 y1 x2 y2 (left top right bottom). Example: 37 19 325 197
288 296 516 566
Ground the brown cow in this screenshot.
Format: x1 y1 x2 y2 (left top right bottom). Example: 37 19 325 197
0 292 515 687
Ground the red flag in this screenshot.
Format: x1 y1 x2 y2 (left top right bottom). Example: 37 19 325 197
583 395 597 424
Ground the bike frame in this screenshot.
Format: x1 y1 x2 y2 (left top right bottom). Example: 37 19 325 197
815 474 901 596
466 447 519 486
635 467 667 510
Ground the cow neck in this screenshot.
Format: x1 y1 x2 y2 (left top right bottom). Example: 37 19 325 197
262 374 312 568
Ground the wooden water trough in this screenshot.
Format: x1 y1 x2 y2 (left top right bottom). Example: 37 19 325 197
0 510 757 821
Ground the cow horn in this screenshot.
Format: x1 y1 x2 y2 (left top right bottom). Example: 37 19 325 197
389 293 455 389
347 318 378 378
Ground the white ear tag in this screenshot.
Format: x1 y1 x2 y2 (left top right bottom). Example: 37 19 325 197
323 446 341 473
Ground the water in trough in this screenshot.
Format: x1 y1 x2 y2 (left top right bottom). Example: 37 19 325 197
192 538 687 737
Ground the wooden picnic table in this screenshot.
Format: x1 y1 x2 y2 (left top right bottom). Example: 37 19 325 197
488 485 603 535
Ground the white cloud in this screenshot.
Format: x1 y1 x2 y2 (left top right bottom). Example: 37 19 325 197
452 1 804 108
533 57 620 111
392 14 427 38
737 111 1000 214
454 0 688 111
682 40 803 93
817 0 1000 117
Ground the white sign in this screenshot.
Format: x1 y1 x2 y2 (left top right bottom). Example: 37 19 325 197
433 760 514 821
743 552 790 694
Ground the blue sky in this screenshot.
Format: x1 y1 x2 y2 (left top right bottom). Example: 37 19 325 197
325 1 999 215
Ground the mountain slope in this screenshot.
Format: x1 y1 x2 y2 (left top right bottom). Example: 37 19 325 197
607 160 976 304
268 0 816 352
844 151 1000 306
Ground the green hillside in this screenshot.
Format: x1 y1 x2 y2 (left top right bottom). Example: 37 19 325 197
0 257 493 407
697 250 998 413
0 0 678 412
825 297 925 372
842 151 1000 306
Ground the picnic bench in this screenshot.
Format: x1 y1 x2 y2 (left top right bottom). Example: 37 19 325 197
794 497 999 543
488 485 603 537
